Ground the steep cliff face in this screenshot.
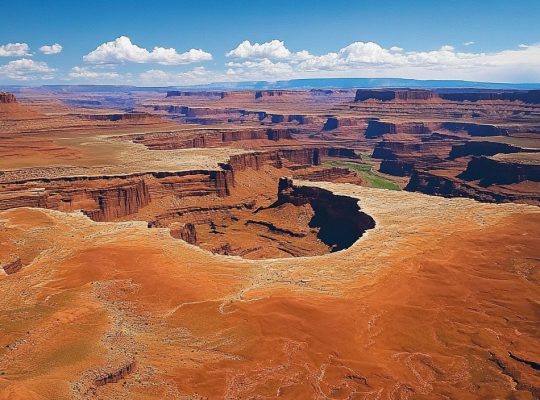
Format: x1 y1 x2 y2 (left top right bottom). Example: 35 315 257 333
372 141 423 159
83 180 151 222
165 91 222 98
459 155 540 185
169 222 197 244
275 178 375 251
293 167 363 184
365 121 397 138
441 122 508 137
354 88 540 104
379 160 415 176
155 170 234 197
355 89 435 102
322 117 364 131
439 90 540 104
365 121 430 138
83 113 151 122
0 92 17 103
449 141 529 159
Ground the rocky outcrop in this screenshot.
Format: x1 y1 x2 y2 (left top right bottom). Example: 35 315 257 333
365 121 430 138
94 361 136 386
440 122 508 137
355 89 435 102
372 141 423 159
293 167 362 184
322 117 364 131
449 141 532 159
459 155 540 185
0 92 17 103
83 180 150 222
379 160 415 176
439 90 540 104
406 170 540 204
275 178 375 251
354 89 540 104
83 112 151 122
166 91 222 98
169 222 197 244
2 257 22 275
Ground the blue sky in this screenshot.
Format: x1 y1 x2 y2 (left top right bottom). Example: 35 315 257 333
1 0 539 85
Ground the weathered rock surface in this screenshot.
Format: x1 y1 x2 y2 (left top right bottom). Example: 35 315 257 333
0 92 17 103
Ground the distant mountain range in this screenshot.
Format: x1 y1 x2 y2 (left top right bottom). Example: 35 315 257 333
3 78 540 92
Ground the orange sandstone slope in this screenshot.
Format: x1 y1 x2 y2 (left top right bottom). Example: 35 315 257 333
0 183 539 400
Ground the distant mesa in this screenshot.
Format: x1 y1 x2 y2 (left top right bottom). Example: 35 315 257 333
0 92 17 104
354 88 540 104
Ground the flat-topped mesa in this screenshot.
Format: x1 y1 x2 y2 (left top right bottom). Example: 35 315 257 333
449 141 534 159
355 89 436 102
440 122 508 137
82 112 152 122
365 120 507 139
439 89 540 104
166 91 223 98
322 116 365 131
1 257 22 275
365 120 431 138
255 90 295 99
0 92 17 103
459 154 540 185
354 88 540 104
275 178 375 251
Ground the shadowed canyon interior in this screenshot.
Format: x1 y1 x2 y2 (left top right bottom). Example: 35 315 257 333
0 87 539 399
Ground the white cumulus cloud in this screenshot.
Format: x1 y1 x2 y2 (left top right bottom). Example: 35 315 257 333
0 43 31 57
0 58 55 80
39 43 63 55
224 39 540 82
83 36 212 65
226 40 311 61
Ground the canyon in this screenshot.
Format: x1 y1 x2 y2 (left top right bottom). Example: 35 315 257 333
0 86 538 399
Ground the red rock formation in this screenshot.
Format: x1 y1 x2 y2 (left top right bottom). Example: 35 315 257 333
449 141 534 159
0 92 17 103
275 178 375 251
439 90 540 104
293 167 362 184
322 117 364 131
94 361 136 386
165 91 222 98
2 257 22 275
459 155 540 185
406 169 540 204
83 112 152 122
440 122 508 136
83 180 150 221
379 160 415 176
169 222 197 244
355 89 436 102
365 120 430 138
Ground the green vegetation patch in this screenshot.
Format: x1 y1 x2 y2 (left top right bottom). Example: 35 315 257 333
324 160 401 191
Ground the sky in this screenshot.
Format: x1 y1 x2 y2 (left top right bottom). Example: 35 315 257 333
1 0 540 86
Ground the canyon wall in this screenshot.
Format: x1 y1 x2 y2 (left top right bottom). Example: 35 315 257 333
275 178 375 251
459 155 540 185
